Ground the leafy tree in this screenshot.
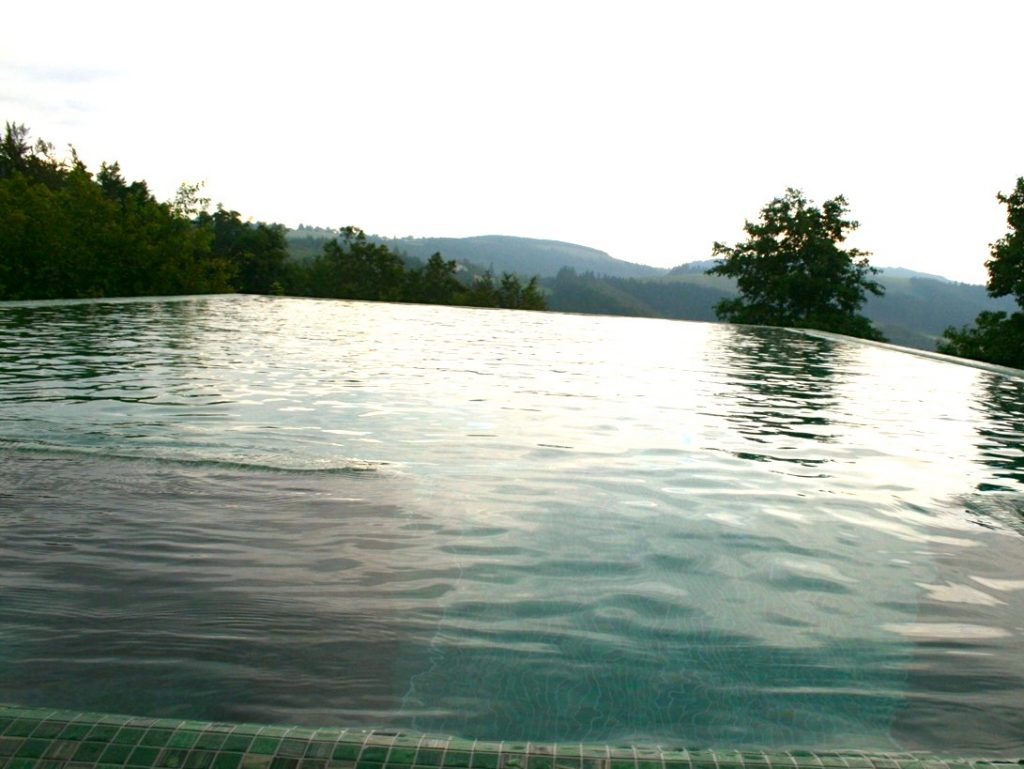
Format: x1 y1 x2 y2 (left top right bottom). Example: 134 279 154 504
0 122 548 311
306 226 406 301
463 270 498 307
708 188 885 341
938 310 1024 369
939 177 1024 368
986 177 1024 306
407 252 462 304
0 122 232 299
460 270 547 310
0 122 65 188
198 206 288 294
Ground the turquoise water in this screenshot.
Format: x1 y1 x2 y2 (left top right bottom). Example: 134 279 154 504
1 295 1023 753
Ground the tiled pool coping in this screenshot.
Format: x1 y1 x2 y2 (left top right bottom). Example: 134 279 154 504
1 706 1018 769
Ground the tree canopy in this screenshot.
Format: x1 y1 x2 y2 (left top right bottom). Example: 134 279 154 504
0 121 546 312
938 177 1024 369
707 188 885 341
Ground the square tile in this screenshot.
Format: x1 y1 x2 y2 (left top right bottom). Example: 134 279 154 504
45 740 82 760
114 729 148 746
167 732 202 750
185 751 215 769
159 748 192 768
89 725 123 743
250 738 282 756
241 756 274 769
222 736 253 754
100 742 136 764
333 747 362 763
127 746 163 767
360 748 390 764
16 739 50 759
304 743 335 760
4 723 36 739
445 752 472 769
74 741 110 762
141 731 175 748
279 741 311 759
195 734 229 752
387 748 418 767
416 750 444 768
212 752 244 769
31 721 68 739
471 754 500 769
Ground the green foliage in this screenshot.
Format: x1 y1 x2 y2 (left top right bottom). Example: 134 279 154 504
940 177 1024 368
303 227 408 302
938 311 1024 369
0 124 234 299
0 122 545 312
407 253 462 305
198 206 288 294
708 188 885 341
986 178 1024 306
459 271 546 310
285 229 547 310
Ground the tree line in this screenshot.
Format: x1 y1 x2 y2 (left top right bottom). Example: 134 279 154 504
705 185 1024 369
2 121 1020 367
0 122 545 311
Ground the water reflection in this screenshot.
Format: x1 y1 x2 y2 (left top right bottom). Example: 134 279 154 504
709 327 851 476
973 373 1024 494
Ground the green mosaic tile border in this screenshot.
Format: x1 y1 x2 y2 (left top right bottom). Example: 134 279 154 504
0 705 1017 769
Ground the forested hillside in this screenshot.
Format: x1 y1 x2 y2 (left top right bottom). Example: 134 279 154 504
3 119 1011 354
284 228 1015 352
0 123 545 311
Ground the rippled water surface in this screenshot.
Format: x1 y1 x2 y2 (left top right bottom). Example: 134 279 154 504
1 295 1023 753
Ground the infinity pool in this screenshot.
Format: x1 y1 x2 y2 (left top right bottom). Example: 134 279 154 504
1 295 1022 754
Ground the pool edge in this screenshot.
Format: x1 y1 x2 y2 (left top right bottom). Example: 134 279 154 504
1 705 1017 769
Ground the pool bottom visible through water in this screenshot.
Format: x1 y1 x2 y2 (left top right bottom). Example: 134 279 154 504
1 295 1023 755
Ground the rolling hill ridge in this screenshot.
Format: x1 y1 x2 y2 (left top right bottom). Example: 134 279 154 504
285 229 1014 351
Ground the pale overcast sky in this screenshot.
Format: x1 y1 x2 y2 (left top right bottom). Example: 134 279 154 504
3 1 1022 284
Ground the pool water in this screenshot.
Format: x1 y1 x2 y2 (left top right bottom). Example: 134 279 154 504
1 295 1022 753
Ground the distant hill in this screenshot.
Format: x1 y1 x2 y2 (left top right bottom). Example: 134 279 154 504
875 266 953 283
864 276 1016 349
285 231 664 279
378 235 666 279
284 229 1016 352
546 265 1016 352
